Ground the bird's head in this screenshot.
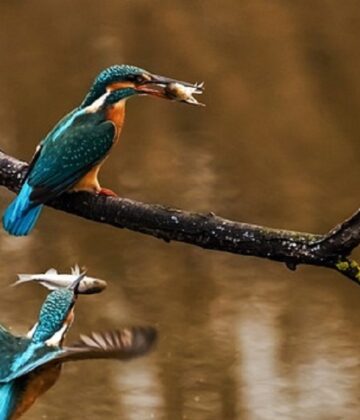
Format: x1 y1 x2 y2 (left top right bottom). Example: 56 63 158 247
81 64 204 109
29 273 85 346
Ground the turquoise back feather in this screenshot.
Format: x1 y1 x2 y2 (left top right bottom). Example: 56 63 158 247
32 289 74 343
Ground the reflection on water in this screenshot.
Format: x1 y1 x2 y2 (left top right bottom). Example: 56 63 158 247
0 1 360 419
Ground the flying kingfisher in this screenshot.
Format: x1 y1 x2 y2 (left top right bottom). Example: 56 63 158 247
0 274 157 419
2 65 204 236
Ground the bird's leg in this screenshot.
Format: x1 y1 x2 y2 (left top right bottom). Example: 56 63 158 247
73 165 118 197
98 187 118 197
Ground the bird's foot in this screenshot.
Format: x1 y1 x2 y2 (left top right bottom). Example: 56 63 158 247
98 187 118 197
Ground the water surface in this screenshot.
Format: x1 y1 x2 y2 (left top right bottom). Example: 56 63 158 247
0 1 359 419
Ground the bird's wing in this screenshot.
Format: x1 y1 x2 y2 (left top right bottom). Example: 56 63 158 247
27 115 115 203
0 327 34 382
0 327 157 383
0 325 27 354
0 343 60 383
23 108 80 183
57 326 157 363
0 325 18 347
24 144 43 182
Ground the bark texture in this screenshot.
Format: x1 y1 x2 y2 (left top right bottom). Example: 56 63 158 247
0 150 359 284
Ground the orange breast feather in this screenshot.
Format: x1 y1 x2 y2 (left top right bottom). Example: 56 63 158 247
72 101 126 192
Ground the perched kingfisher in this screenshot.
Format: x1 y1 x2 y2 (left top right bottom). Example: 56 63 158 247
0 274 157 419
2 65 204 236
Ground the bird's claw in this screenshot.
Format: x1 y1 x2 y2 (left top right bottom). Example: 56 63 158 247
98 188 118 197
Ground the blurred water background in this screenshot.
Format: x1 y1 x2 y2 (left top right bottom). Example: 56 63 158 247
0 1 360 419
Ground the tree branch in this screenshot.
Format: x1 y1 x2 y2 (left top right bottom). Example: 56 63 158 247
0 150 359 284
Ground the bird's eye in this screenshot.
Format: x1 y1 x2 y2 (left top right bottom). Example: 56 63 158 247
127 74 144 84
135 75 145 84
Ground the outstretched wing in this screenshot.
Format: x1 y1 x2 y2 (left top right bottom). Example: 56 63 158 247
0 327 157 383
59 326 157 362
0 326 33 381
0 325 16 345
27 114 115 203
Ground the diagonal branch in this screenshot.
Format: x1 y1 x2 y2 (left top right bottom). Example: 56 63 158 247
0 150 359 284
315 209 360 256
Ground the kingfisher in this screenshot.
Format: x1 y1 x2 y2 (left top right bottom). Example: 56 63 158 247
0 274 157 419
2 65 204 236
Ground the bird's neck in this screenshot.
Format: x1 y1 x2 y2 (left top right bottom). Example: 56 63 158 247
81 83 106 108
105 99 126 135
83 91 127 134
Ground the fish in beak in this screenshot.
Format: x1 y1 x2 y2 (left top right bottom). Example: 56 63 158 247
14 265 107 295
69 271 87 293
136 74 205 106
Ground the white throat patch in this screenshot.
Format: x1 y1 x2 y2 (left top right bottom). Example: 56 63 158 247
45 322 69 347
85 92 110 113
26 322 38 338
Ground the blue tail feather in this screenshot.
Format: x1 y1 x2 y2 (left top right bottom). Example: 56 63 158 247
0 382 18 420
2 182 43 236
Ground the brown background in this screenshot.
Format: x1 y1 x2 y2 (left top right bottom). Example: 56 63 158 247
0 1 359 419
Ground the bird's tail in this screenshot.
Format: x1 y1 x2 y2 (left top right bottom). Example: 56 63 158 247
2 182 43 236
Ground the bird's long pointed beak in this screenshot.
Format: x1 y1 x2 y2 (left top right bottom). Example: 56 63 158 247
136 74 205 106
69 271 87 293
148 74 198 88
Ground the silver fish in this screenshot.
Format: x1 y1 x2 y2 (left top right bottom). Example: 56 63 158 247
14 265 107 294
165 81 205 106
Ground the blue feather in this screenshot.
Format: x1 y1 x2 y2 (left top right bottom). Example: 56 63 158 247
0 382 17 420
2 182 43 236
